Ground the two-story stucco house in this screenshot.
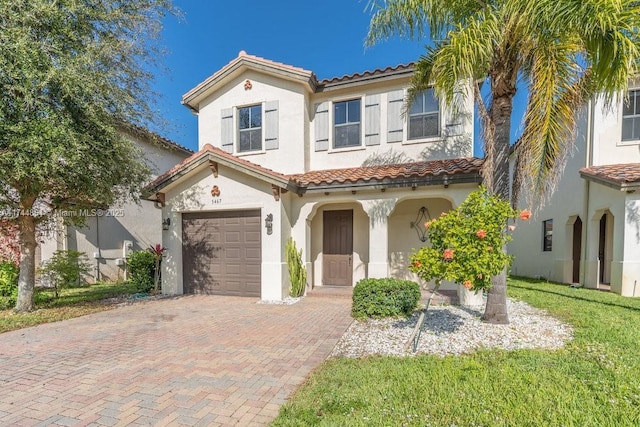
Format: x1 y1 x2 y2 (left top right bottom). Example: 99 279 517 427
40 126 192 282
148 51 483 300
510 88 640 297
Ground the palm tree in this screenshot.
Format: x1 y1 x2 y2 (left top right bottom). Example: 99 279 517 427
367 0 640 323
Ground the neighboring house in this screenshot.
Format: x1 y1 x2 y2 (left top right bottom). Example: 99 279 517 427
40 126 192 282
510 89 640 297
147 51 483 300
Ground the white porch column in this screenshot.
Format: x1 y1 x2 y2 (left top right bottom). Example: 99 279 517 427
290 201 317 292
362 198 397 279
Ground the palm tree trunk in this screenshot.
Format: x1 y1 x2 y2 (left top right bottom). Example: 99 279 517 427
483 73 515 324
15 214 37 312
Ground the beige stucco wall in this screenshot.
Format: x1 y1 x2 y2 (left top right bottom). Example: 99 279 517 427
197 70 308 174
591 92 640 166
510 95 640 297
388 197 454 288
309 81 474 170
509 108 589 283
194 66 475 176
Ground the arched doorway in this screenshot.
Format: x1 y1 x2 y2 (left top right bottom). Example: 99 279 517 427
572 217 582 283
598 212 613 286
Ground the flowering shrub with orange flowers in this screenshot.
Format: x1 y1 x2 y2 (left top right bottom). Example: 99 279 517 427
410 187 530 292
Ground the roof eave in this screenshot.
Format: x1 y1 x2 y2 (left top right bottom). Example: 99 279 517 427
317 68 414 92
299 173 483 193
146 151 295 200
182 59 316 112
579 172 640 192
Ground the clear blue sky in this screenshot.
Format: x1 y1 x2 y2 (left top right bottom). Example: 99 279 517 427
151 1 526 155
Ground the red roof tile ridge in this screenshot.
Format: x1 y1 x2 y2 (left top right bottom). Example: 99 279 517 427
148 144 293 191
238 51 313 75
319 62 414 85
204 145 291 180
289 157 483 186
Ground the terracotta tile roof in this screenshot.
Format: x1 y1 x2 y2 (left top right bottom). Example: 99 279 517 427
147 144 293 193
147 144 483 197
235 50 313 76
580 163 640 189
319 63 414 86
291 157 484 189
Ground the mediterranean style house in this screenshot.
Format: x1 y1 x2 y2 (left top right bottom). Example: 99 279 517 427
509 88 640 297
147 51 483 300
40 126 192 282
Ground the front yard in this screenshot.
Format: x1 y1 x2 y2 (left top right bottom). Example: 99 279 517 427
272 278 640 426
0 282 139 333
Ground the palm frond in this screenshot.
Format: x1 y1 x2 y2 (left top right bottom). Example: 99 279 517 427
516 37 586 207
407 10 498 114
366 0 489 46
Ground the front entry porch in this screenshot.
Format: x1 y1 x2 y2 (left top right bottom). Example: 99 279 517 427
296 191 469 290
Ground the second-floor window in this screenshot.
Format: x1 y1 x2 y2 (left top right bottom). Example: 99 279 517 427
238 104 262 152
334 99 361 148
622 89 640 141
409 89 440 140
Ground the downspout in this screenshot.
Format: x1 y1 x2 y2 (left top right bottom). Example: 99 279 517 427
582 97 594 286
95 216 101 282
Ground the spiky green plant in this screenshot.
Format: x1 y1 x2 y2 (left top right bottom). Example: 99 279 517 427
286 238 307 298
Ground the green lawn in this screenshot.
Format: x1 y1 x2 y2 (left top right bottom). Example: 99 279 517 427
272 278 640 426
0 282 139 333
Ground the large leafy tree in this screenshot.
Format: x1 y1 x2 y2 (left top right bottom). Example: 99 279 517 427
0 0 174 311
368 0 640 323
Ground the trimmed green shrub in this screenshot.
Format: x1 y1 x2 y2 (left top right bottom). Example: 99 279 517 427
286 237 307 297
38 250 92 297
127 250 155 293
0 260 19 309
352 278 421 319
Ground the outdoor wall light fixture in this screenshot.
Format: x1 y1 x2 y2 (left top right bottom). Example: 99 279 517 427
162 217 171 231
265 213 273 235
409 206 431 242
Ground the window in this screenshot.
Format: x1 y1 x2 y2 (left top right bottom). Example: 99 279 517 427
334 99 361 148
543 219 553 252
409 89 440 139
622 90 640 141
238 104 262 152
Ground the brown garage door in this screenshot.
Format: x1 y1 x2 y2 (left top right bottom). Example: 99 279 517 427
182 210 261 297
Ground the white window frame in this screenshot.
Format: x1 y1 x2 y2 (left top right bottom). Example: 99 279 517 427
237 103 263 153
620 89 640 145
407 88 441 141
332 98 363 150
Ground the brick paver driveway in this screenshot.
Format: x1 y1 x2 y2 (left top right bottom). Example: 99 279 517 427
0 294 352 426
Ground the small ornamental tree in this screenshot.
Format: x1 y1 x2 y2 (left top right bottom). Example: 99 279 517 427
410 187 530 294
148 244 165 293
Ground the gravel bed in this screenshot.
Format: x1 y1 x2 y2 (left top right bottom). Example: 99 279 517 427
257 296 302 305
330 298 573 358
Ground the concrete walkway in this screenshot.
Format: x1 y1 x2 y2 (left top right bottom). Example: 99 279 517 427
0 294 352 426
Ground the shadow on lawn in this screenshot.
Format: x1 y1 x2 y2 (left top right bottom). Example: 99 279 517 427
509 280 640 313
